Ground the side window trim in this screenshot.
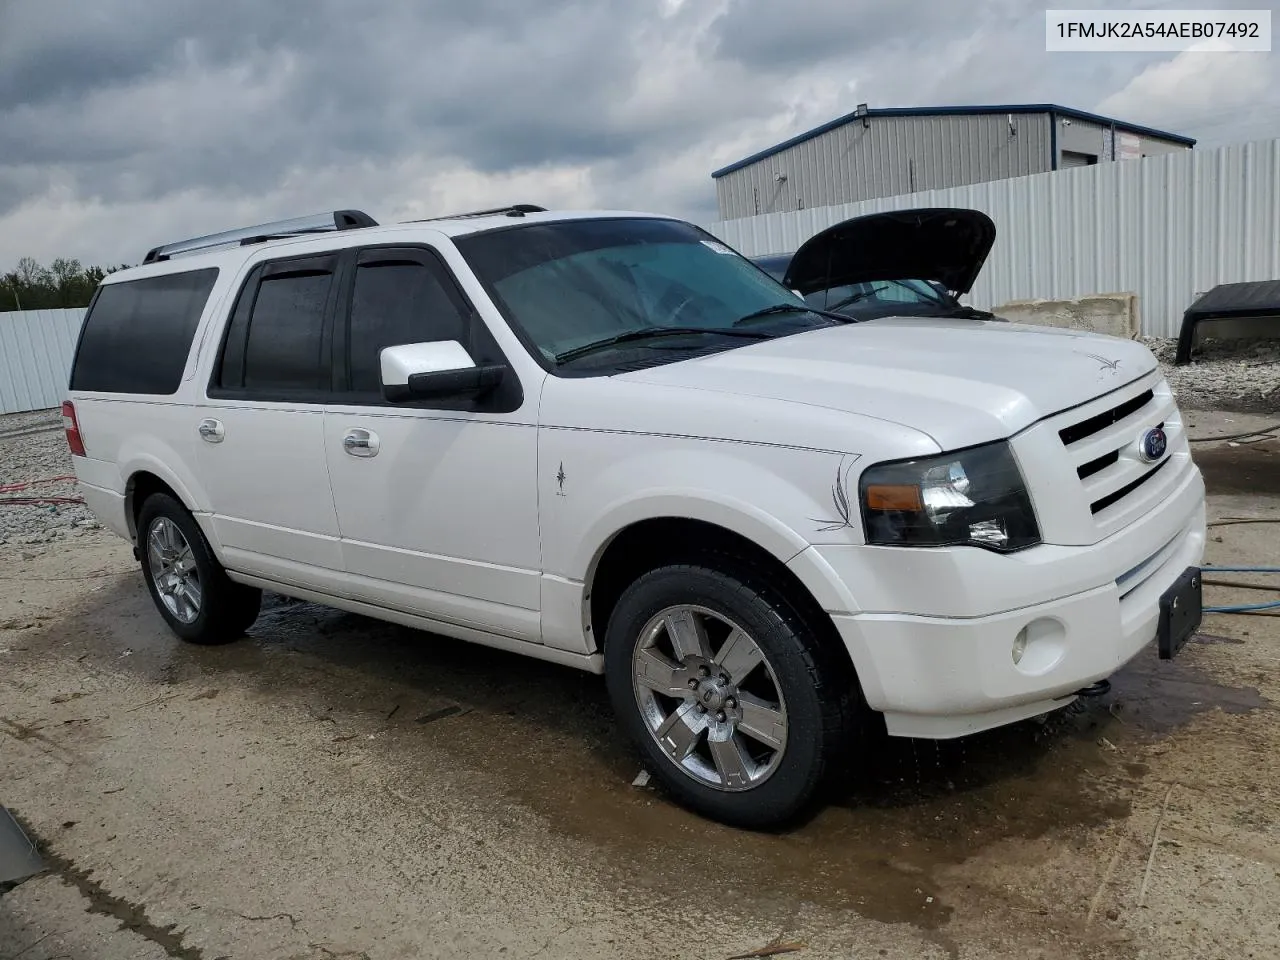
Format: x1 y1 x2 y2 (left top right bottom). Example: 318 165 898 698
333 243 523 414
215 262 265 391
206 252 341 404
66 284 104 390
327 248 357 396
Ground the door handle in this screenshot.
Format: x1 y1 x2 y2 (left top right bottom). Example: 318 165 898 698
197 418 225 443
342 428 379 457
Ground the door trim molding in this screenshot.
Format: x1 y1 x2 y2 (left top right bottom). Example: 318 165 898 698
227 571 605 675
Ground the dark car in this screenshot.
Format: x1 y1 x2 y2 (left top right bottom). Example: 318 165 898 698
751 207 1003 323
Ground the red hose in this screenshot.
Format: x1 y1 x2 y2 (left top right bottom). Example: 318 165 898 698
0 496 85 506
0 475 77 494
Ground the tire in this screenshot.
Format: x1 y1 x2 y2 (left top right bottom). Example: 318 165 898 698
604 562 859 829
137 492 261 645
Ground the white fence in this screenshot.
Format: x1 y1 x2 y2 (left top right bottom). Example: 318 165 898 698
0 309 87 415
705 137 1280 338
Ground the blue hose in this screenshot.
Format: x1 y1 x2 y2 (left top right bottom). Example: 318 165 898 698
1201 564 1280 613
1204 599 1280 613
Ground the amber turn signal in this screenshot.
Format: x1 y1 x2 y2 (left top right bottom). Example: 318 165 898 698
864 483 923 512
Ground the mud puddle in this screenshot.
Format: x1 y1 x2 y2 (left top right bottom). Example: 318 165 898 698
23 579 1272 936
1105 644 1270 734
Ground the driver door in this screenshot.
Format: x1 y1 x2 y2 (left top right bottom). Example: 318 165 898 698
321 245 542 643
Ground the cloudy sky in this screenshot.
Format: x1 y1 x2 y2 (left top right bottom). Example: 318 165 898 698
1 0 1276 270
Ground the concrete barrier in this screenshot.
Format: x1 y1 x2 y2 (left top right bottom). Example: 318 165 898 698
990 292 1139 339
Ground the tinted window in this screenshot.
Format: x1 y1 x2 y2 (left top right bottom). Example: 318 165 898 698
70 268 219 394
348 259 468 393
242 270 331 391
215 259 336 394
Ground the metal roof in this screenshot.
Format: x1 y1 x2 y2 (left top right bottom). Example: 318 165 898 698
710 104 1197 179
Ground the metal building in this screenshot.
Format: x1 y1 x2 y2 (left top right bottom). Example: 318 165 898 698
711 103 1195 221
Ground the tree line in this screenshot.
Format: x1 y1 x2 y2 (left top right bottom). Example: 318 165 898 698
0 257 130 312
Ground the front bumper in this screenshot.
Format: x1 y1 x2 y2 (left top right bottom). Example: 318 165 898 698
795 464 1206 739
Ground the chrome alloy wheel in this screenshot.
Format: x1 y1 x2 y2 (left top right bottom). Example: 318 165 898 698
631 605 788 792
146 516 202 624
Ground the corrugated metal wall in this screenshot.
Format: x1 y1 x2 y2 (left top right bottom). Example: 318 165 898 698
1057 116 1187 163
0 309 86 415
715 113 1053 220
705 138 1280 338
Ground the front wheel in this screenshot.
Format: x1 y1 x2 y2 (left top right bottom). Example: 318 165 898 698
138 493 261 645
604 563 857 829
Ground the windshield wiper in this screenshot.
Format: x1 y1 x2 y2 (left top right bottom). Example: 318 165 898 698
553 326 773 364
732 303 851 327
825 284 890 312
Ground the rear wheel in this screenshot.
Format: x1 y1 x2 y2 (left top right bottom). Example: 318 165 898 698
604 562 857 829
138 493 261 644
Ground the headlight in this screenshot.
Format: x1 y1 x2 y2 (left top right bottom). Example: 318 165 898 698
859 441 1040 552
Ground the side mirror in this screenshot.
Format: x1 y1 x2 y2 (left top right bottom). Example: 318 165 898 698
380 341 507 403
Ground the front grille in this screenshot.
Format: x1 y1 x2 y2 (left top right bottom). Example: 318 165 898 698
1036 374 1186 539
1090 459 1169 515
1013 371 1188 547
1058 390 1154 446
1077 450 1119 480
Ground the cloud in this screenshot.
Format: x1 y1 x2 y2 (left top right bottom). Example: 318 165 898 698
1 0 1278 269
1096 50 1275 142
708 0 980 72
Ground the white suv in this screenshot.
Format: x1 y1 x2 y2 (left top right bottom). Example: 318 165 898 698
65 205 1206 827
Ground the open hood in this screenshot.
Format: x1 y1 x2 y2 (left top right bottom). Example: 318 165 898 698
782 207 996 297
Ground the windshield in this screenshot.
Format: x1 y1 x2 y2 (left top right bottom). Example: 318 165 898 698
807 278 953 311
455 218 836 369
751 256 959 312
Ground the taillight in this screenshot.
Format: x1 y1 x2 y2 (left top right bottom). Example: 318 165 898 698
62 400 86 457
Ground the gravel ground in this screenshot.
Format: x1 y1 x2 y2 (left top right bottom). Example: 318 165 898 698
0 409 95 546
0 335 1274 546
1144 335 1280 411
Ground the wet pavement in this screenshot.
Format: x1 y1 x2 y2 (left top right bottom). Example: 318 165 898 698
2 410 1279 960
1188 441 1280 498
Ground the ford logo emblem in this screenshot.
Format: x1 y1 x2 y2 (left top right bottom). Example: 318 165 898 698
1138 426 1168 463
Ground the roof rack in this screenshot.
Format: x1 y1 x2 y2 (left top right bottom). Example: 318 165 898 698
405 203 546 223
142 209 378 264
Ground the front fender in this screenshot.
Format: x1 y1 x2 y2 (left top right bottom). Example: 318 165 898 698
578 487 814 582
538 430 868 638
553 442 844 574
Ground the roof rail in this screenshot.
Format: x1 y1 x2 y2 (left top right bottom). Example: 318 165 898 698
405 203 546 223
142 209 378 264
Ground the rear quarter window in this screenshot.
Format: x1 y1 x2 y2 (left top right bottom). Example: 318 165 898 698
70 268 219 394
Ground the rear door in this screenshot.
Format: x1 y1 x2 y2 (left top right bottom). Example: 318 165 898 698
194 253 346 591
321 244 542 642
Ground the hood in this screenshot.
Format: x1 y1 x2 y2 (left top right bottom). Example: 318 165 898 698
782 207 996 297
618 317 1157 451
